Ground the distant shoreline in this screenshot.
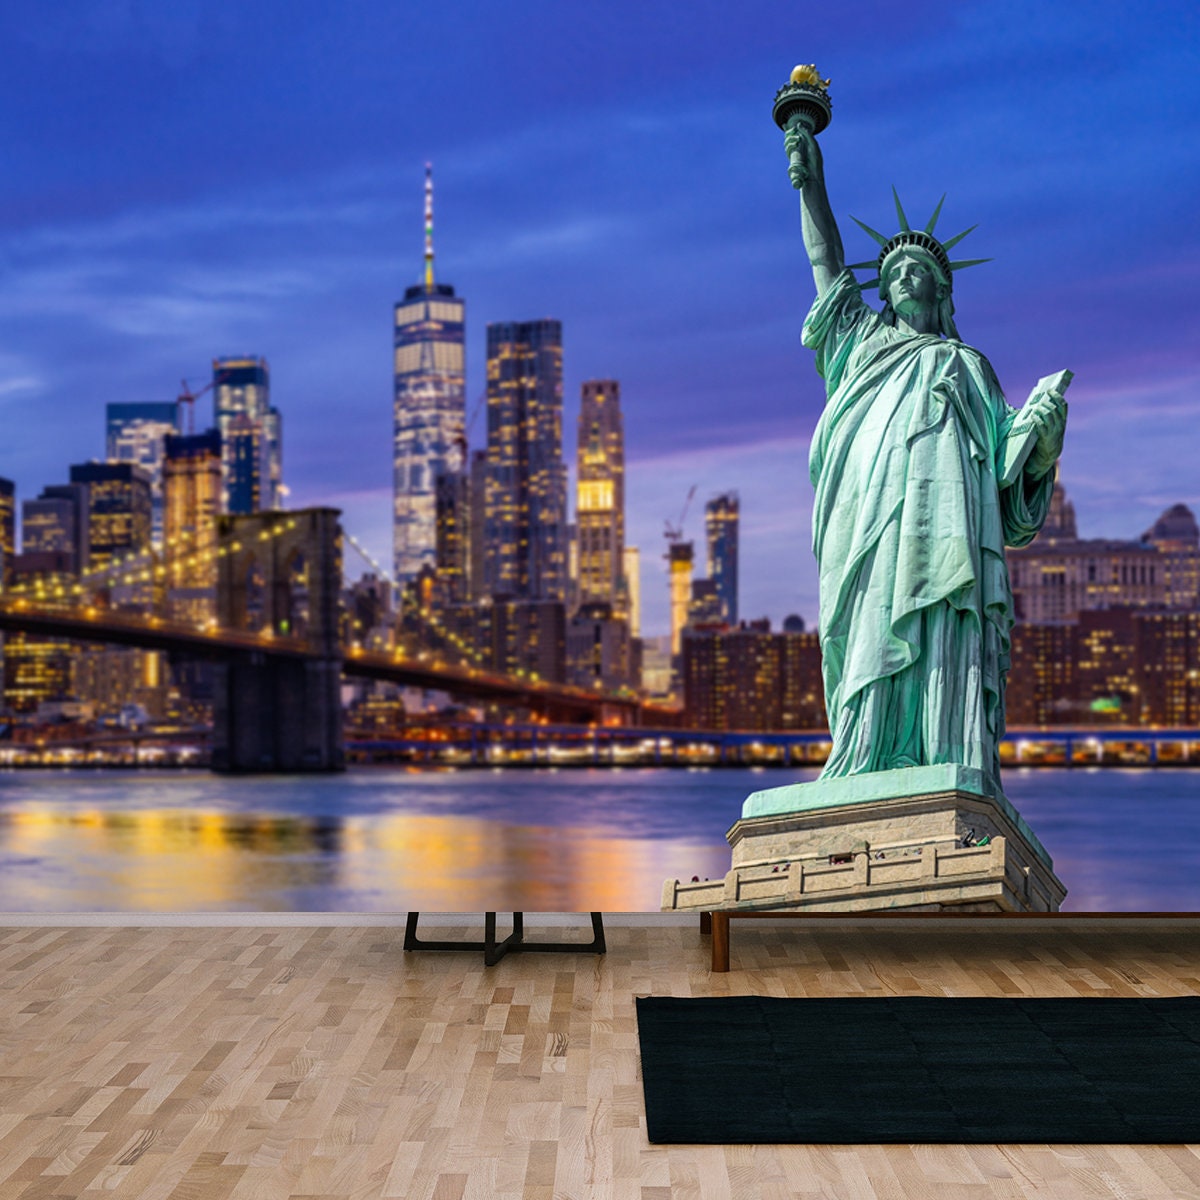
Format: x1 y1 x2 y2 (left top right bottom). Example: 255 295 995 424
0 758 1196 772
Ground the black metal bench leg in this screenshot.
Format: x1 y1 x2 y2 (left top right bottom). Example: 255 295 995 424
483 912 525 965
404 912 605 964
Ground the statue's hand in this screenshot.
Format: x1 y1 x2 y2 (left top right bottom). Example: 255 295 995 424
785 124 821 192
1023 388 1068 480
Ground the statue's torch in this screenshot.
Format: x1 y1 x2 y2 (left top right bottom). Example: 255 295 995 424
773 65 832 184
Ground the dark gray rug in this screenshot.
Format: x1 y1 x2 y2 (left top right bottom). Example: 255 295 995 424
636 995 1200 1143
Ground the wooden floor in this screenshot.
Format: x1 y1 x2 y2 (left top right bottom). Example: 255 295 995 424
3 917 1200 1199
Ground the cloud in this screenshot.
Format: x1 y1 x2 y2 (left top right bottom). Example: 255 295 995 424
0 369 43 399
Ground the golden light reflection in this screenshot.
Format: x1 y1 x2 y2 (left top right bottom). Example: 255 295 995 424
0 806 729 912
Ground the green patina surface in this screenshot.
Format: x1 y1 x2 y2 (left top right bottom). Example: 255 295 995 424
741 763 1052 869
774 72 1068 829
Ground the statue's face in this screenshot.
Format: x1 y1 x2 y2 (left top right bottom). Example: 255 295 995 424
885 253 939 316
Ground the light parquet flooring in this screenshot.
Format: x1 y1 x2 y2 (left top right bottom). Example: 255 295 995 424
2 918 1200 1199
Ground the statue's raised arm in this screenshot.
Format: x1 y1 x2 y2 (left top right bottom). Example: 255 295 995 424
785 123 845 298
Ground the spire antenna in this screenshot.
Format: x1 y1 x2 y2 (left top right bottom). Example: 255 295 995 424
424 162 435 291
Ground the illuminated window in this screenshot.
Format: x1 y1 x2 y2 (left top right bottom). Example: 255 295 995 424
578 480 614 512
395 345 423 374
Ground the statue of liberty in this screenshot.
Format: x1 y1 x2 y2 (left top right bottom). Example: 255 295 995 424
783 96 1068 797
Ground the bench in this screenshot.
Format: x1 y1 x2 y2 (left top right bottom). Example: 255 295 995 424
404 912 606 966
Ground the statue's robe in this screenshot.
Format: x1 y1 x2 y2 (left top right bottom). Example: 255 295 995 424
802 270 1054 793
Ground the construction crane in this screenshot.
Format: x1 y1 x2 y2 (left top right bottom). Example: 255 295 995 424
176 366 232 435
664 484 697 547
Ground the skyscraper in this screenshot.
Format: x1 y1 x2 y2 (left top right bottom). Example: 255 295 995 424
163 429 222 623
706 491 739 625
106 402 180 547
483 319 567 601
69 462 153 576
0 477 14 586
434 469 470 604
668 541 694 658
575 379 626 613
623 545 641 638
213 357 281 515
8 483 86 716
393 164 466 585
22 484 88 572
468 449 488 601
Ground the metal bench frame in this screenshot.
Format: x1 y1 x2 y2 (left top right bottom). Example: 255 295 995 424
404 912 606 966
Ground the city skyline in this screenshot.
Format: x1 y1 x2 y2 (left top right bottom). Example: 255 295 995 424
0 3 1195 635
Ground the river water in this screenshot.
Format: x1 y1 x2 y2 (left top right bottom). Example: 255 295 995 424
0 766 1196 912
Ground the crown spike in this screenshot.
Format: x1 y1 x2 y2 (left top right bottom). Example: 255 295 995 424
856 278 880 291
925 194 946 235
850 215 889 246
941 223 978 251
847 259 880 271
892 187 910 232
948 257 992 271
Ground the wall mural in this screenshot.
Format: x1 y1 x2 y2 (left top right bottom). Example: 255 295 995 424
0 11 1196 914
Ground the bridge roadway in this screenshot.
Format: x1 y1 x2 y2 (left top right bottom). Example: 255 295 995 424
0 598 668 723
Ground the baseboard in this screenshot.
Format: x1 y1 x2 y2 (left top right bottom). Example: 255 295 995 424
1 912 1198 929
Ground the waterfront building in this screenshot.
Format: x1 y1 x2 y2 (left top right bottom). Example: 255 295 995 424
640 634 674 702
468 450 487 601
424 595 567 686
163 429 222 624
434 468 470 605
21 485 89 574
682 621 825 731
74 643 166 721
1005 482 1200 721
1007 622 1078 725
2 551 78 713
688 577 723 628
393 165 466 586
440 596 565 685
346 573 394 652
667 540 693 658
565 521 579 616
576 380 626 613
69 462 153 579
1007 607 1200 728
67 462 161 714
106 402 180 547
7 489 84 714
1134 609 1200 727
482 319 567 602
705 492 739 625
1007 482 1176 622
567 602 633 691
1142 503 1200 609
0 476 14 585
489 597 565 685
213 357 281 515
623 546 641 638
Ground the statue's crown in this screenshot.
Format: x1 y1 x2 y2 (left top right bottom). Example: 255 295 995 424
848 190 990 294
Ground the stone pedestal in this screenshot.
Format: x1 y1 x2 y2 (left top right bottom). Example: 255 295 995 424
662 764 1066 914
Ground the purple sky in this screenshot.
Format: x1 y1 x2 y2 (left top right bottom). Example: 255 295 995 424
0 2 1196 636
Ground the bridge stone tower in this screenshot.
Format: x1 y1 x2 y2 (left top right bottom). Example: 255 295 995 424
212 507 345 772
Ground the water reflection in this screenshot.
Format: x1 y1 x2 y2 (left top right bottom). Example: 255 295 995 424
0 797 730 912
3 765 1199 912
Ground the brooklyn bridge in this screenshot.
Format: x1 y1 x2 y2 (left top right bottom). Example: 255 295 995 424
0 507 669 772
